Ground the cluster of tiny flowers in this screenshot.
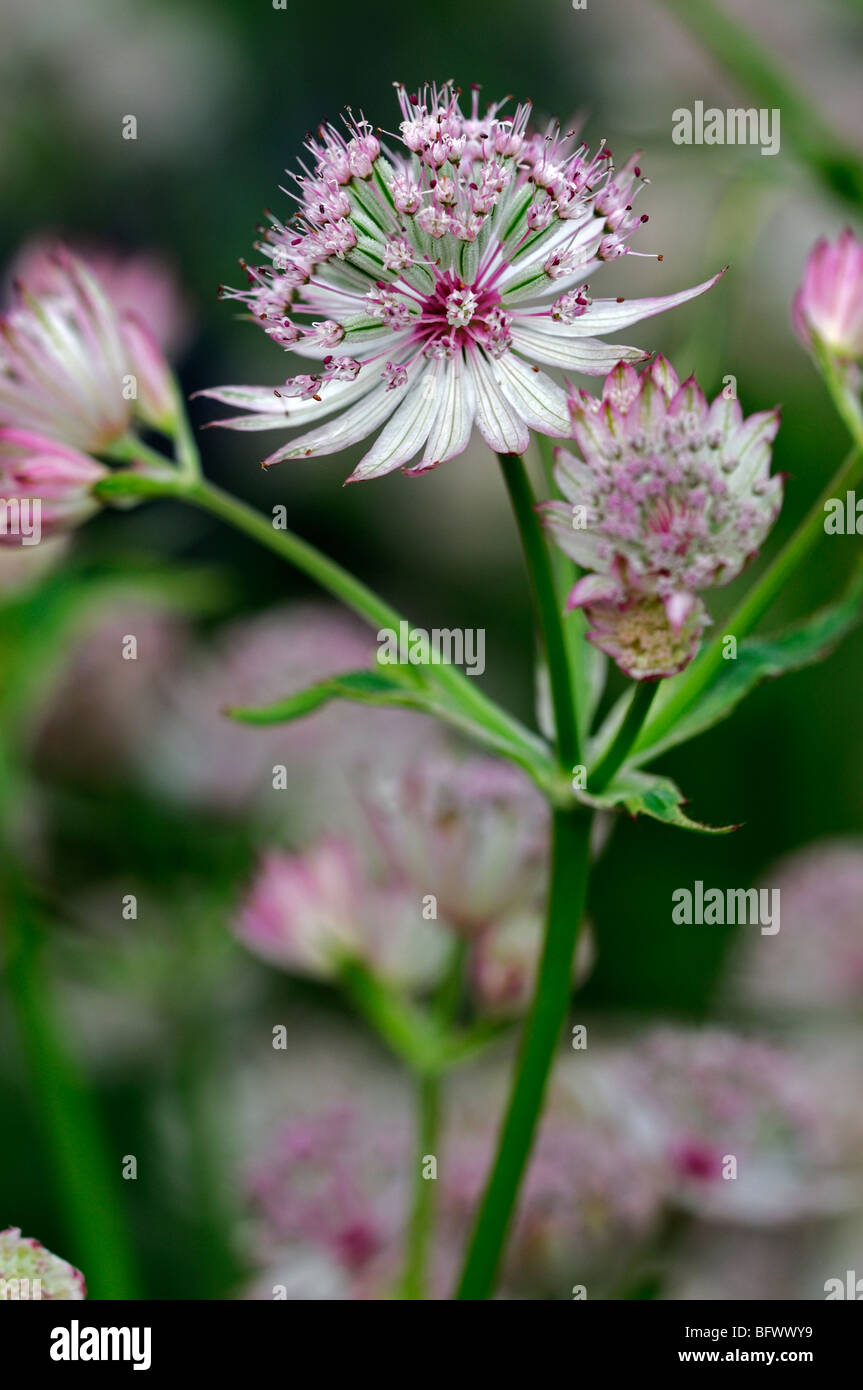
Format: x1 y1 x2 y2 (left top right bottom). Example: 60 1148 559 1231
0 1228 85 1299
539 356 783 679
199 82 720 480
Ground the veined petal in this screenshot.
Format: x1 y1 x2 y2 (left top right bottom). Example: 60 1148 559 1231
264 381 399 465
406 355 476 473
509 323 649 374
531 270 727 338
194 370 375 423
348 363 440 481
469 351 531 455
494 353 571 436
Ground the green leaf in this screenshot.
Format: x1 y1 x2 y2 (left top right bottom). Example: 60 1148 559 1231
228 667 565 799
632 562 863 767
575 768 736 834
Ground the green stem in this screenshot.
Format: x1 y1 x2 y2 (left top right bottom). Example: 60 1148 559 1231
3 889 139 1298
636 443 863 753
536 435 593 745
400 1074 440 1300
497 454 580 767
456 807 591 1299
172 476 551 776
590 681 660 793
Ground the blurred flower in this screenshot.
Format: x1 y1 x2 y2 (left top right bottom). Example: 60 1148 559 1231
730 839 863 1015
144 603 441 828
9 241 191 355
539 357 782 679
468 910 596 1016
0 1228 85 1299
366 753 548 931
234 837 450 990
245 1106 408 1299
792 228 863 361
0 247 176 450
443 1065 666 1294
617 1028 854 1224
243 1052 665 1300
0 429 108 543
32 599 188 782
199 82 720 480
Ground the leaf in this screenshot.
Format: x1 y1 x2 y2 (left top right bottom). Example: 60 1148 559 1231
575 768 736 834
228 667 563 797
632 562 863 767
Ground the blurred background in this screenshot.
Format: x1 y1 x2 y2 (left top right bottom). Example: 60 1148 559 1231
1 0 862 1300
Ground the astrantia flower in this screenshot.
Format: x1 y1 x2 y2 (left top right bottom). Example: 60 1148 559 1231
0 1228 85 1299
0 429 109 543
616 1028 850 1223
468 910 596 1016
234 837 450 990
792 227 863 361
9 241 190 355
198 83 721 480
367 754 548 931
539 357 782 679
0 247 176 450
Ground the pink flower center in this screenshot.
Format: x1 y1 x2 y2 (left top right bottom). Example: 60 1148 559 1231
414 271 511 357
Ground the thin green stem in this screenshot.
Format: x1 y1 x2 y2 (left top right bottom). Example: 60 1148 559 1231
400 1074 440 1300
497 454 580 767
536 435 593 745
636 443 863 754
590 682 660 793
456 807 592 1299
177 477 551 773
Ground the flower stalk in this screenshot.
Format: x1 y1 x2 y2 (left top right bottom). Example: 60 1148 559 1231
456 805 591 1298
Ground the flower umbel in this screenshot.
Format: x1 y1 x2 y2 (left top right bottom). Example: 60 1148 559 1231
539 357 783 680
199 83 722 480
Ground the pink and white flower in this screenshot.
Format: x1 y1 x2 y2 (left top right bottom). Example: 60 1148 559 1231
0 429 108 542
234 837 450 990
366 754 548 931
198 83 722 480
792 227 863 361
0 247 176 451
0 1227 85 1299
539 357 783 679
9 241 191 356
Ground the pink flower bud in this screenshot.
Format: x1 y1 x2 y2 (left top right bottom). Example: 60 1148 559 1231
792 228 863 360
0 429 108 543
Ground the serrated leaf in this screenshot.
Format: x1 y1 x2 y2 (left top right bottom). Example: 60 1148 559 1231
575 768 736 834
631 561 863 767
